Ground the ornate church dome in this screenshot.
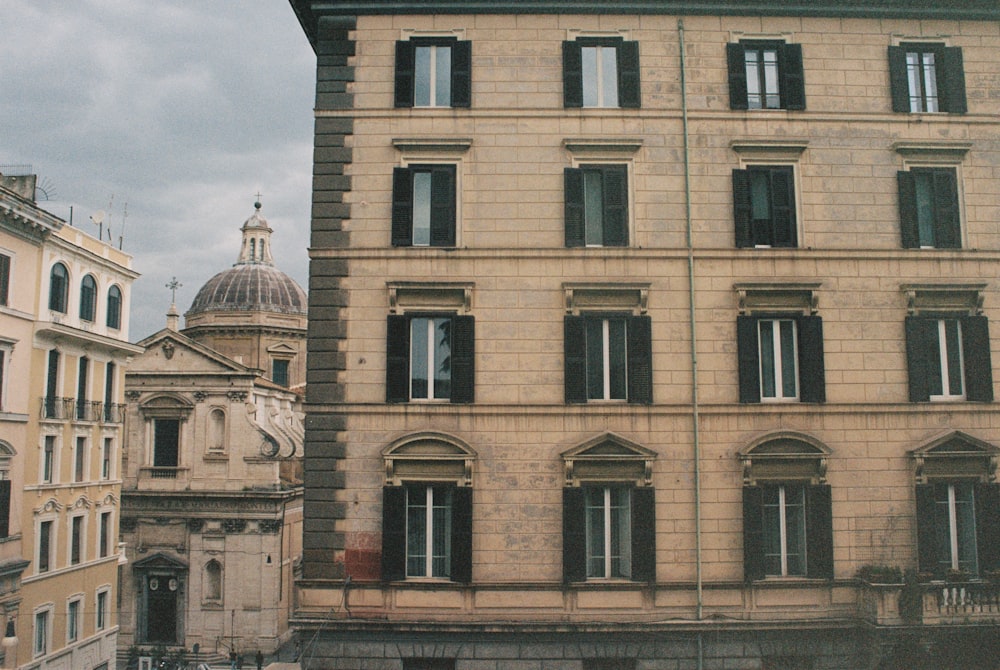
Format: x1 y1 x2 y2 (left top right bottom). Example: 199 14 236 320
186 202 307 318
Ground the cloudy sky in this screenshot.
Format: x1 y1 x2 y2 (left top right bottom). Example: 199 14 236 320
2 1 316 340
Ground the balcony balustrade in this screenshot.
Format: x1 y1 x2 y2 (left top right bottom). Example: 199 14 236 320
40 397 126 424
859 579 1000 626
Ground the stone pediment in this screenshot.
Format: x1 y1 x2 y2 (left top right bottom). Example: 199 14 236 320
132 551 189 571
132 329 251 375
561 433 656 486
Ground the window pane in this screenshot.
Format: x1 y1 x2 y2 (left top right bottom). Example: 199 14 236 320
783 486 806 576
913 171 936 246
431 486 452 577
607 319 627 400
581 46 599 107
943 319 964 397
762 49 780 108
585 487 606 578
906 52 924 112
779 320 798 398
954 482 978 574
412 171 432 246
414 46 432 106
410 318 429 398
609 488 630 578
762 486 782 575
435 46 451 107
433 318 452 399
585 319 606 399
922 52 939 112
759 320 776 398
583 170 604 246
601 46 619 108
745 50 762 109
406 487 428 577
750 170 771 225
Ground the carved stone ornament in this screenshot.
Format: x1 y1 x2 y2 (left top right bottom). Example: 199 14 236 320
193 391 208 403
221 519 247 534
120 518 138 532
226 390 248 402
187 519 205 532
258 519 282 534
125 390 141 402
161 340 176 360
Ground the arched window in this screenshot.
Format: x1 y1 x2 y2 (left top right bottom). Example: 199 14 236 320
48 263 69 313
79 275 97 321
249 239 256 261
204 560 222 601
106 286 122 329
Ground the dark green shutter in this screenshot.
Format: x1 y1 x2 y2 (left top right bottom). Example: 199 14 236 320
897 171 919 248
0 480 9 538
394 40 416 108
450 315 475 404
975 483 1000 574
602 166 628 247
386 315 410 402
888 46 910 112
381 486 407 581
743 486 765 582
732 169 752 248
961 315 993 402
806 485 834 579
563 487 587 583
451 486 473 583
932 168 960 249
451 40 472 108
391 167 414 246
429 166 456 247
915 484 941 577
797 315 826 403
939 47 967 114
727 43 749 110
626 315 652 405
905 316 932 402
631 487 655 583
737 316 761 403
0 254 9 306
770 167 797 248
564 316 588 403
564 168 586 247
618 40 641 108
563 40 583 108
780 43 806 110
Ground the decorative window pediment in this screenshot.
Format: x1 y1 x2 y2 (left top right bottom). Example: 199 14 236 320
383 431 476 486
561 432 656 486
139 394 194 420
734 282 820 315
132 552 189 571
902 283 985 316
563 282 649 315
910 430 999 483
740 431 830 485
387 282 473 314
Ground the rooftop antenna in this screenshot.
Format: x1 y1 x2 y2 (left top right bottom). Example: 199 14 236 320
119 202 128 249
90 210 106 240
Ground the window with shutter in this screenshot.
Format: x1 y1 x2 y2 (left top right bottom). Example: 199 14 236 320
392 165 457 247
733 166 797 248
385 313 474 403
564 314 651 404
905 315 993 402
737 314 825 404
727 40 806 111
564 165 629 248
897 167 961 249
563 37 640 109
889 43 967 114
382 483 472 583
395 37 471 109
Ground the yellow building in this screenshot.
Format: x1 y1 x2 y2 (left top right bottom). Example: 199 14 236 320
1 172 140 669
288 1 1000 668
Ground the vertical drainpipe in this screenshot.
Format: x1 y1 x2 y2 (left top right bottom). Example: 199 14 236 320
678 18 705 669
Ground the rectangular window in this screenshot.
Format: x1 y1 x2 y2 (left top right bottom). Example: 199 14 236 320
76 356 89 420
96 590 108 630
585 487 631 579
103 362 116 422
898 167 960 249
916 482 1000 579
0 480 9 539
100 511 111 558
71 515 84 565
386 314 475 404
0 253 9 306
45 349 60 419
102 438 112 479
271 358 289 387
67 599 80 642
39 520 53 572
737 315 825 403
905 315 993 402
743 484 833 580
153 419 180 467
732 166 797 248
382 485 472 583
43 435 55 483
395 38 471 108
563 37 640 108
563 486 655 583
392 165 457 247
74 436 87 482
34 610 49 656
564 315 651 404
890 43 966 114
727 41 805 110
406 485 453 578
564 165 629 247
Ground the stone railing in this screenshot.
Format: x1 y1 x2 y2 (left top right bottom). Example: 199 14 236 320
859 580 1000 626
40 397 126 423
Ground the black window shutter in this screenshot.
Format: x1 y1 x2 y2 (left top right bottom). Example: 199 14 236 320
451 40 472 108
939 47 967 114
732 169 752 248
564 316 588 403
932 169 960 249
888 46 910 112
563 487 587 583
726 43 749 110
915 483 942 576
563 40 584 108
630 487 655 582
806 484 834 579
602 166 629 247
961 315 994 402
780 43 806 110
564 168 586 247
770 167 797 248
386 315 410 403
381 486 407 581
797 315 826 403
391 167 414 247
394 40 416 108
0 480 9 538
451 486 473 583
618 40 641 108
975 483 1000 574
743 486 765 582
429 166 456 247
897 171 919 248
737 315 761 403
905 316 932 402
626 315 653 405
450 315 475 404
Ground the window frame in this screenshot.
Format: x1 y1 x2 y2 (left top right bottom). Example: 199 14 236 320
99 510 112 558
392 163 458 248
153 418 181 467
79 274 97 322
732 164 798 248
66 597 82 643
727 39 806 111
106 285 122 329
42 434 57 484
898 166 962 249
386 312 475 404
564 313 652 405
889 42 967 114
563 36 640 109
96 587 110 630
394 36 471 109
37 518 55 574
744 483 833 580
48 262 69 313
74 435 87 482
563 484 655 583
33 607 51 657
69 513 85 566
381 483 473 583
564 164 630 248
737 313 825 404
905 314 992 403
271 358 290 387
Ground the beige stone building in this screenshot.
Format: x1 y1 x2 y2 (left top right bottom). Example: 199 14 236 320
0 172 140 670
118 203 304 665
288 1 1000 667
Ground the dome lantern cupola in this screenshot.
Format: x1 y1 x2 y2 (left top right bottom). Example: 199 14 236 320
238 201 275 266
